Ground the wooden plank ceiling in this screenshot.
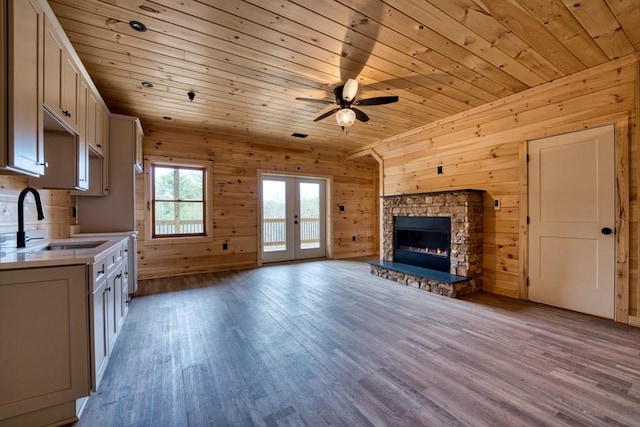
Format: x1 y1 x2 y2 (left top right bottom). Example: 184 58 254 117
49 0 640 152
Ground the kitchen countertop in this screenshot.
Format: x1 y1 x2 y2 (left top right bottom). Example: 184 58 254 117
0 236 128 270
70 230 137 238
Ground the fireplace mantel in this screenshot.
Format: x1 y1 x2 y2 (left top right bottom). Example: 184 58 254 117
371 190 484 297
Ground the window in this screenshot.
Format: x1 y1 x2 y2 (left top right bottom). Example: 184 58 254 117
149 159 210 238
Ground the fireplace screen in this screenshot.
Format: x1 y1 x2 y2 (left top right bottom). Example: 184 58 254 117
394 216 451 272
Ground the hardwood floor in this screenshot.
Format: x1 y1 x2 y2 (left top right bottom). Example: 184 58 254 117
75 259 640 426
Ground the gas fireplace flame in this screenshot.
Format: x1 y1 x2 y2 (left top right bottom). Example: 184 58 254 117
398 245 449 257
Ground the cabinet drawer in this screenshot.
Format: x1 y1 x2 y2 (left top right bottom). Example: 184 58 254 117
93 259 107 285
105 247 118 272
116 241 127 263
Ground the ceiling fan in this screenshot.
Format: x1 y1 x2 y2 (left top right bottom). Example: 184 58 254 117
296 79 398 129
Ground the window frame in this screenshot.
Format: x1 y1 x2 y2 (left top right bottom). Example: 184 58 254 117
144 156 213 244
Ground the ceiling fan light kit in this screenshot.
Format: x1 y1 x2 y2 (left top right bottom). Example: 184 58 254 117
336 108 356 127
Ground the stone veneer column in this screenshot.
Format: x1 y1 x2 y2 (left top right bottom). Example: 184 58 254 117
381 190 484 290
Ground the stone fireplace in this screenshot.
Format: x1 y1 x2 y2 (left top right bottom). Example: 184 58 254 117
370 190 484 297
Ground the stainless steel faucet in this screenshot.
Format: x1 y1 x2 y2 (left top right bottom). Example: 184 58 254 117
17 187 45 248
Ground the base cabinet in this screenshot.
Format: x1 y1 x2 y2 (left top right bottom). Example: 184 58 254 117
89 237 129 391
90 276 109 391
0 265 90 426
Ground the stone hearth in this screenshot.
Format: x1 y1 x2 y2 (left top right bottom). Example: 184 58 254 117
370 190 484 297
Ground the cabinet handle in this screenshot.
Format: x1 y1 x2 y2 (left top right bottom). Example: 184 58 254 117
97 267 105 275
96 144 102 148
36 161 49 168
105 287 111 292
116 273 122 279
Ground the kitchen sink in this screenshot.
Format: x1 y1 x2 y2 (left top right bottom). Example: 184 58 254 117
44 241 107 251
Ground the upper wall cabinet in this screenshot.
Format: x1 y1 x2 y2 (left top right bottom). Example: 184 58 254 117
1 0 109 183
0 0 45 177
43 13 80 132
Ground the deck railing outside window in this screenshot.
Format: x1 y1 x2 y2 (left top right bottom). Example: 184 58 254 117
155 220 204 235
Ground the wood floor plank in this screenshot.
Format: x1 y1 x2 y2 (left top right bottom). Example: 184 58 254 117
74 259 640 426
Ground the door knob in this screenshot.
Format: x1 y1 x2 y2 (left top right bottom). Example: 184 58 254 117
601 227 613 235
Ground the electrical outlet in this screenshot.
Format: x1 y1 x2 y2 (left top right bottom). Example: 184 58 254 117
339 205 345 212
222 242 228 250
352 236 356 242
494 199 501 210
437 165 443 174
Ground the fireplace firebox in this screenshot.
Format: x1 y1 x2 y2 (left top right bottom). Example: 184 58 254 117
394 216 451 272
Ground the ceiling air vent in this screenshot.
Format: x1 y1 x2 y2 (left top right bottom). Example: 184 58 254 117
291 133 308 138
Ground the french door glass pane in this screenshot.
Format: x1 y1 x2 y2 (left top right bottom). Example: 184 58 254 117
299 182 320 249
262 180 287 252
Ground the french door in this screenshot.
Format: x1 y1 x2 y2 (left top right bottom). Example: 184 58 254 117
261 175 326 263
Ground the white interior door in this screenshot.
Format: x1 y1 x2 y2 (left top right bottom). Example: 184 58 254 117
528 125 615 318
261 175 326 263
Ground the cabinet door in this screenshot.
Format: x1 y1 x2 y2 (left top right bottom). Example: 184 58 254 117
43 14 63 118
106 269 118 355
77 78 89 190
91 278 109 391
0 265 90 420
61 53 80 130
43 14 79 132
98 105 110 194
6 0 44 176
122 268 130 318
114 268 128 334
86 92 98 154
134 120 144 173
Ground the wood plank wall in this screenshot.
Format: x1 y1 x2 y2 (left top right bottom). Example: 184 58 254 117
0 176 75 239
136 126 379 279
364 54 639 317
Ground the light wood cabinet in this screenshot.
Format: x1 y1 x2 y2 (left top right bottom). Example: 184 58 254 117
77 115 141 230
77 78 89 189
43 14 63 118
79 90 110 196
89 237 129 391
87 91 109 159
86 92 98 154
61 55 80 130
0 265 90 425
90 271 109 392
98 104 110 194
135 119 144 173
1 0 45 177
2 0 108 184
43 13 80 132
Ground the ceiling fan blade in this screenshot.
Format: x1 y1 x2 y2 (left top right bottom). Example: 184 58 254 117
313 108 340 122
295 97 335 105
339 6 384 82
352 107 370 122
353 95 399 106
